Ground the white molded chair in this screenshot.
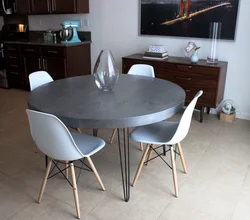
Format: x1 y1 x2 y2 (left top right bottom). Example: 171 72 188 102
130 91 203 197
29 71 82 150
29 71 54 153
26 109 106 219
109 64 155 150
29 71 53 91
127 64 155 77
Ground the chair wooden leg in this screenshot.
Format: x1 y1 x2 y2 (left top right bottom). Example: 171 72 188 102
86 157 105 191
38 158 52 204
177 142 187 174
70 163 81 219
65 161 69 179
145 144 154 166
132 144 151 187
109 129 117 144
170 146 178 198
140 143 144 151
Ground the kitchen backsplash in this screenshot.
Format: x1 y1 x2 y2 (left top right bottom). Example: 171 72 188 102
28 14 91 31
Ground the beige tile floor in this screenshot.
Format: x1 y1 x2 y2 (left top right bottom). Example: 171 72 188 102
0 88 250 220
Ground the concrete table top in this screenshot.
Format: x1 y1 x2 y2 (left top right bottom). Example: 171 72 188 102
27 74 185 129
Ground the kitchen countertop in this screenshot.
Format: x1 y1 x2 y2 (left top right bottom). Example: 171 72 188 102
4 40 91 47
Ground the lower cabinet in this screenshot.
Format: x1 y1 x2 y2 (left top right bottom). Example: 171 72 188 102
8 67 25 88
23 55 41 84
5 43 91 89
43 57 66 80
5 44 25 89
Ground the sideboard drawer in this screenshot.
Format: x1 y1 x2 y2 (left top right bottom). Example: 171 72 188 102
162 75 218 91
155 63 219 81
185 90 216 106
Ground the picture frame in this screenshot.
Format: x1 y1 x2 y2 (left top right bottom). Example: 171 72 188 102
139 0 240 40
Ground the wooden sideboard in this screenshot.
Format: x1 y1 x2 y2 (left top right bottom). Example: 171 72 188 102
122 54 228 122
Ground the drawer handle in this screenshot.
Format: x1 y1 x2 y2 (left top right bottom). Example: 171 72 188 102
175 76 192 81
38 58 42 70
48 51 57 54
177 65 192 69
25 49 35 52
13 2 17 13
9 56 17 59
10 72 19 75
185 89 191 92
9 64 18 67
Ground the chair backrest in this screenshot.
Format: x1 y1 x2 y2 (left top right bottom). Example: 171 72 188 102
29 71 53 91
26 109 84 161
169 90 203 144
127 64 155 78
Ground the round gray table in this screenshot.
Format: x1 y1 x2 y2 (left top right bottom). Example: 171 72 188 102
27 74 185 202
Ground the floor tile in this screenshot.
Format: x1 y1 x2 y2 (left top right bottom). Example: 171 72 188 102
8 194 82 220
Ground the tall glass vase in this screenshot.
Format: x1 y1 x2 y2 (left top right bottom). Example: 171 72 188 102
207 22 222 64
93 50 119 91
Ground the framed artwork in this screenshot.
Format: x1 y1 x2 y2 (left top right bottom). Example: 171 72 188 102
140 0 239 40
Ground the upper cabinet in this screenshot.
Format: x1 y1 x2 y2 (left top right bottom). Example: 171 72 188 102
11 0 88 15
53 0 77 14
30 0 50 14
14 0 31 14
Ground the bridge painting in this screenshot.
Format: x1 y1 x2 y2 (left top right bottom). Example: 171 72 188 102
140 0 239 40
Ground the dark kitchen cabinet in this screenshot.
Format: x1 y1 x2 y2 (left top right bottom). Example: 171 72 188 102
6 0 89 15
53 0 76 13
30 0 50 14
23 55 41 84
4 44 25 89
14 0 31 14
52 0 89 14
30 0 89 14
43 57 66 80
5 43 91 89
8 65 25 88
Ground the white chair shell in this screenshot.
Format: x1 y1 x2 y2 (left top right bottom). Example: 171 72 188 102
127 64 155 78
29 71 53 91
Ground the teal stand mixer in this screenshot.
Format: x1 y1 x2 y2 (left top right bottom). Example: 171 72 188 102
59 20 81 43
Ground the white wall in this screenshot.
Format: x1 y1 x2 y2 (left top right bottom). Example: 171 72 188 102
28 0 250 120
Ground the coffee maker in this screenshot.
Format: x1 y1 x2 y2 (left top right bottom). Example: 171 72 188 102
59 20 81 43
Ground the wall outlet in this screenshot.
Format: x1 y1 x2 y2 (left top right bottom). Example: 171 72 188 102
83 19 89 27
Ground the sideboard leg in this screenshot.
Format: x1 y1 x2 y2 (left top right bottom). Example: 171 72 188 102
207 107 211 114
200 106 204 123
93 129 98 137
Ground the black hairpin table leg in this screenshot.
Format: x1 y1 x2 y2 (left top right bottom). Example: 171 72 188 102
117 128 130 202
45 155 48 167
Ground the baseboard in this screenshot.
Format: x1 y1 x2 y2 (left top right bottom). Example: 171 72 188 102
235 112 250 120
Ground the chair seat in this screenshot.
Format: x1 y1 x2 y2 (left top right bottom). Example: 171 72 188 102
70 131 105 157
130 121 179 145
